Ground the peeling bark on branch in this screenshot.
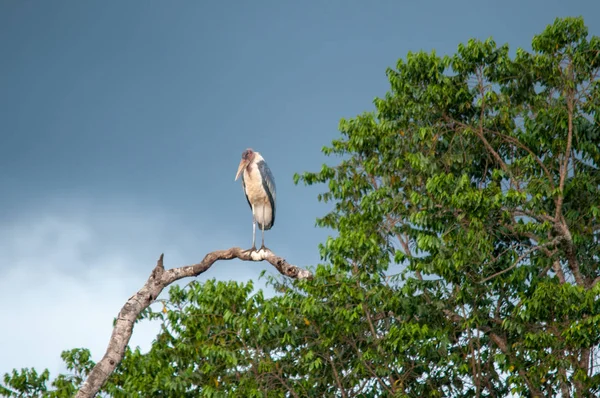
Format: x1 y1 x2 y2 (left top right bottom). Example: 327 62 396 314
75 247 312 398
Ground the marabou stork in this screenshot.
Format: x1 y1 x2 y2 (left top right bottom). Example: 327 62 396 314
235 148 276 252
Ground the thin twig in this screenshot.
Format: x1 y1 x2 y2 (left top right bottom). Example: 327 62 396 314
479 238 561 283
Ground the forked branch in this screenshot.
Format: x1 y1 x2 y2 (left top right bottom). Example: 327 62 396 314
75 248 313 398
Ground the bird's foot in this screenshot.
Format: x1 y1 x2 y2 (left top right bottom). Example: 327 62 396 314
243 246 258 254
259 245 270 252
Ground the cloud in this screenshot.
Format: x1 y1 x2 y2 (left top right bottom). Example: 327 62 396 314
1 260 161 378
0 198 275 380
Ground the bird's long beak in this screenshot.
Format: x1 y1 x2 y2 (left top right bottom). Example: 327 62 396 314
235 159 248 181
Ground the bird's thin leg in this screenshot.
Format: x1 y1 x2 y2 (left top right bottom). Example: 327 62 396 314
252 217 257 251
260 205 268 251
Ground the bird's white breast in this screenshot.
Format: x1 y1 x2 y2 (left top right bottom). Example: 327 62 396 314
243 163 269 204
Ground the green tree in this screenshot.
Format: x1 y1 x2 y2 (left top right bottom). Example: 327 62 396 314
2 16 599 397
295 15 600 396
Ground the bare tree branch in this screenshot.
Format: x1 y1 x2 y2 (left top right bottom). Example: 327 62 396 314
555 62 575 222
75 247 313 398
554 222 585 286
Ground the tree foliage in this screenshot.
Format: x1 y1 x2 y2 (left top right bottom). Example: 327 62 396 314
2 17 600 397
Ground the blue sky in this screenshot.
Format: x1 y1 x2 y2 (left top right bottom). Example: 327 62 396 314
1 0 598 380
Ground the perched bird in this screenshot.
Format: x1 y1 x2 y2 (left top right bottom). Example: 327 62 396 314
235 148 276 252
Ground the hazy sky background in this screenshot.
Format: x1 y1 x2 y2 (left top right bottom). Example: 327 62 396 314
1 0 598 381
